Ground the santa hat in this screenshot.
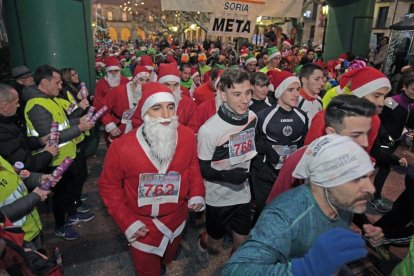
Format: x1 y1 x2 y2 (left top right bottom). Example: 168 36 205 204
338 53 347 61
137 82 176 119
245 53 257 65
132 66 151 81
240 47 248 57
190 67 200 79
283 40 292 49
267 46 281 60
95 58 105 68
166 55 177 64
140 55 154 71
104 56 121 71
198 53 207 62
119 56 126 63
158 63 180 84
339 67 391 98
214 69 224 90
267 70 300 98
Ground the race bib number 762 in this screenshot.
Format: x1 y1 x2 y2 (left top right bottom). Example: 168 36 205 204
137 172 181 207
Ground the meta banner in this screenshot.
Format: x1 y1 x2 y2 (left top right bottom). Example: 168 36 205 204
160 0 303 18
208 13 256 38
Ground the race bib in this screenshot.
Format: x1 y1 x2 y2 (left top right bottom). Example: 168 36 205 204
137 172 181 207
229 128 257 165
272 145 297 170
121 108 135 124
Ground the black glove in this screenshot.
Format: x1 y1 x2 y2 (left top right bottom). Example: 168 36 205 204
220 168 250 185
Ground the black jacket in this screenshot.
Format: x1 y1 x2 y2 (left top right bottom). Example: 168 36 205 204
0 115 52 172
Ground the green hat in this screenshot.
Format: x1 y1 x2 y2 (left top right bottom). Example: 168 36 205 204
230 64 239 69
147 47 156 56
245 53 257 64
214 63 226 70
135 50 146 58
267 46 281 60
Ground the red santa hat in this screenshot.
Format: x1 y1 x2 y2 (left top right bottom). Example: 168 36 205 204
157 63 181 84
190 67 200 79
339 67 391 98
95 58 105 68
132 65 151 81
240 46 248 57
137 82 176 119
104 56 121 71
283 40 292 49
139 55 154 71
119 55 126 63
214 69 224 89
166 55 177 64
267 70 300 98
338 53 347 61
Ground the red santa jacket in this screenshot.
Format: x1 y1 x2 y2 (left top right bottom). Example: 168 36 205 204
101 82 137 138
187 98 217 134
93 76 129 111
98 124 205 256
304 109 380 153
193 82 215 106
131 89 196 128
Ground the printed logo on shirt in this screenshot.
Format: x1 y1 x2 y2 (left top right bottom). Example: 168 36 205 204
281 119 293 123
282 125 293 136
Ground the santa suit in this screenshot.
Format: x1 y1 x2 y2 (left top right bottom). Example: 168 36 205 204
193 82 215 106
98 124 205 275
93 76 129 111
188 98 217 134
102 82 139 141
131 89 196 128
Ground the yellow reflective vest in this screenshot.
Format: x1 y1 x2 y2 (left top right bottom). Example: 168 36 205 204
0 155 42 241
25 97 77 166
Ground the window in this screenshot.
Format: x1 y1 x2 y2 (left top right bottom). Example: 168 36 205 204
107 11 113 21
303 3 318 20
376 7 389 28
122 12 128 21
409 4 414 14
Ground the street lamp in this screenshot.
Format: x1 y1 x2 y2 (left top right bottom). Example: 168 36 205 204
321 2 329 53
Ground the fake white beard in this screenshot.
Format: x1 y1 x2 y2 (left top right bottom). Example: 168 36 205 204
106 72 121 87
172 88 182 104
143 114 179 166
130 82 142 104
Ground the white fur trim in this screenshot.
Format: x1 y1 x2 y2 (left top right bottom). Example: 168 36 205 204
274 76 300 98
268 51 281 61
125 220 146 243
145 65 154 71
191 72 199 79
245 57 257 64
95 62 105 67
133 72 150 82
352 77 391 98
141 92 176 118
105 122 117 132
188 196 205 211
158 75 180 85
130 220 185 256
106 65 120 71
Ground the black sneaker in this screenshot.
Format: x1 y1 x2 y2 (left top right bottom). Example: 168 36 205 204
76 203 92 213
369 198 391 213
66 211 95 225
55 225 80 241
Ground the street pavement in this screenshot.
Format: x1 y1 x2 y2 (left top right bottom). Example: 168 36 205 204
38 137 411 275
